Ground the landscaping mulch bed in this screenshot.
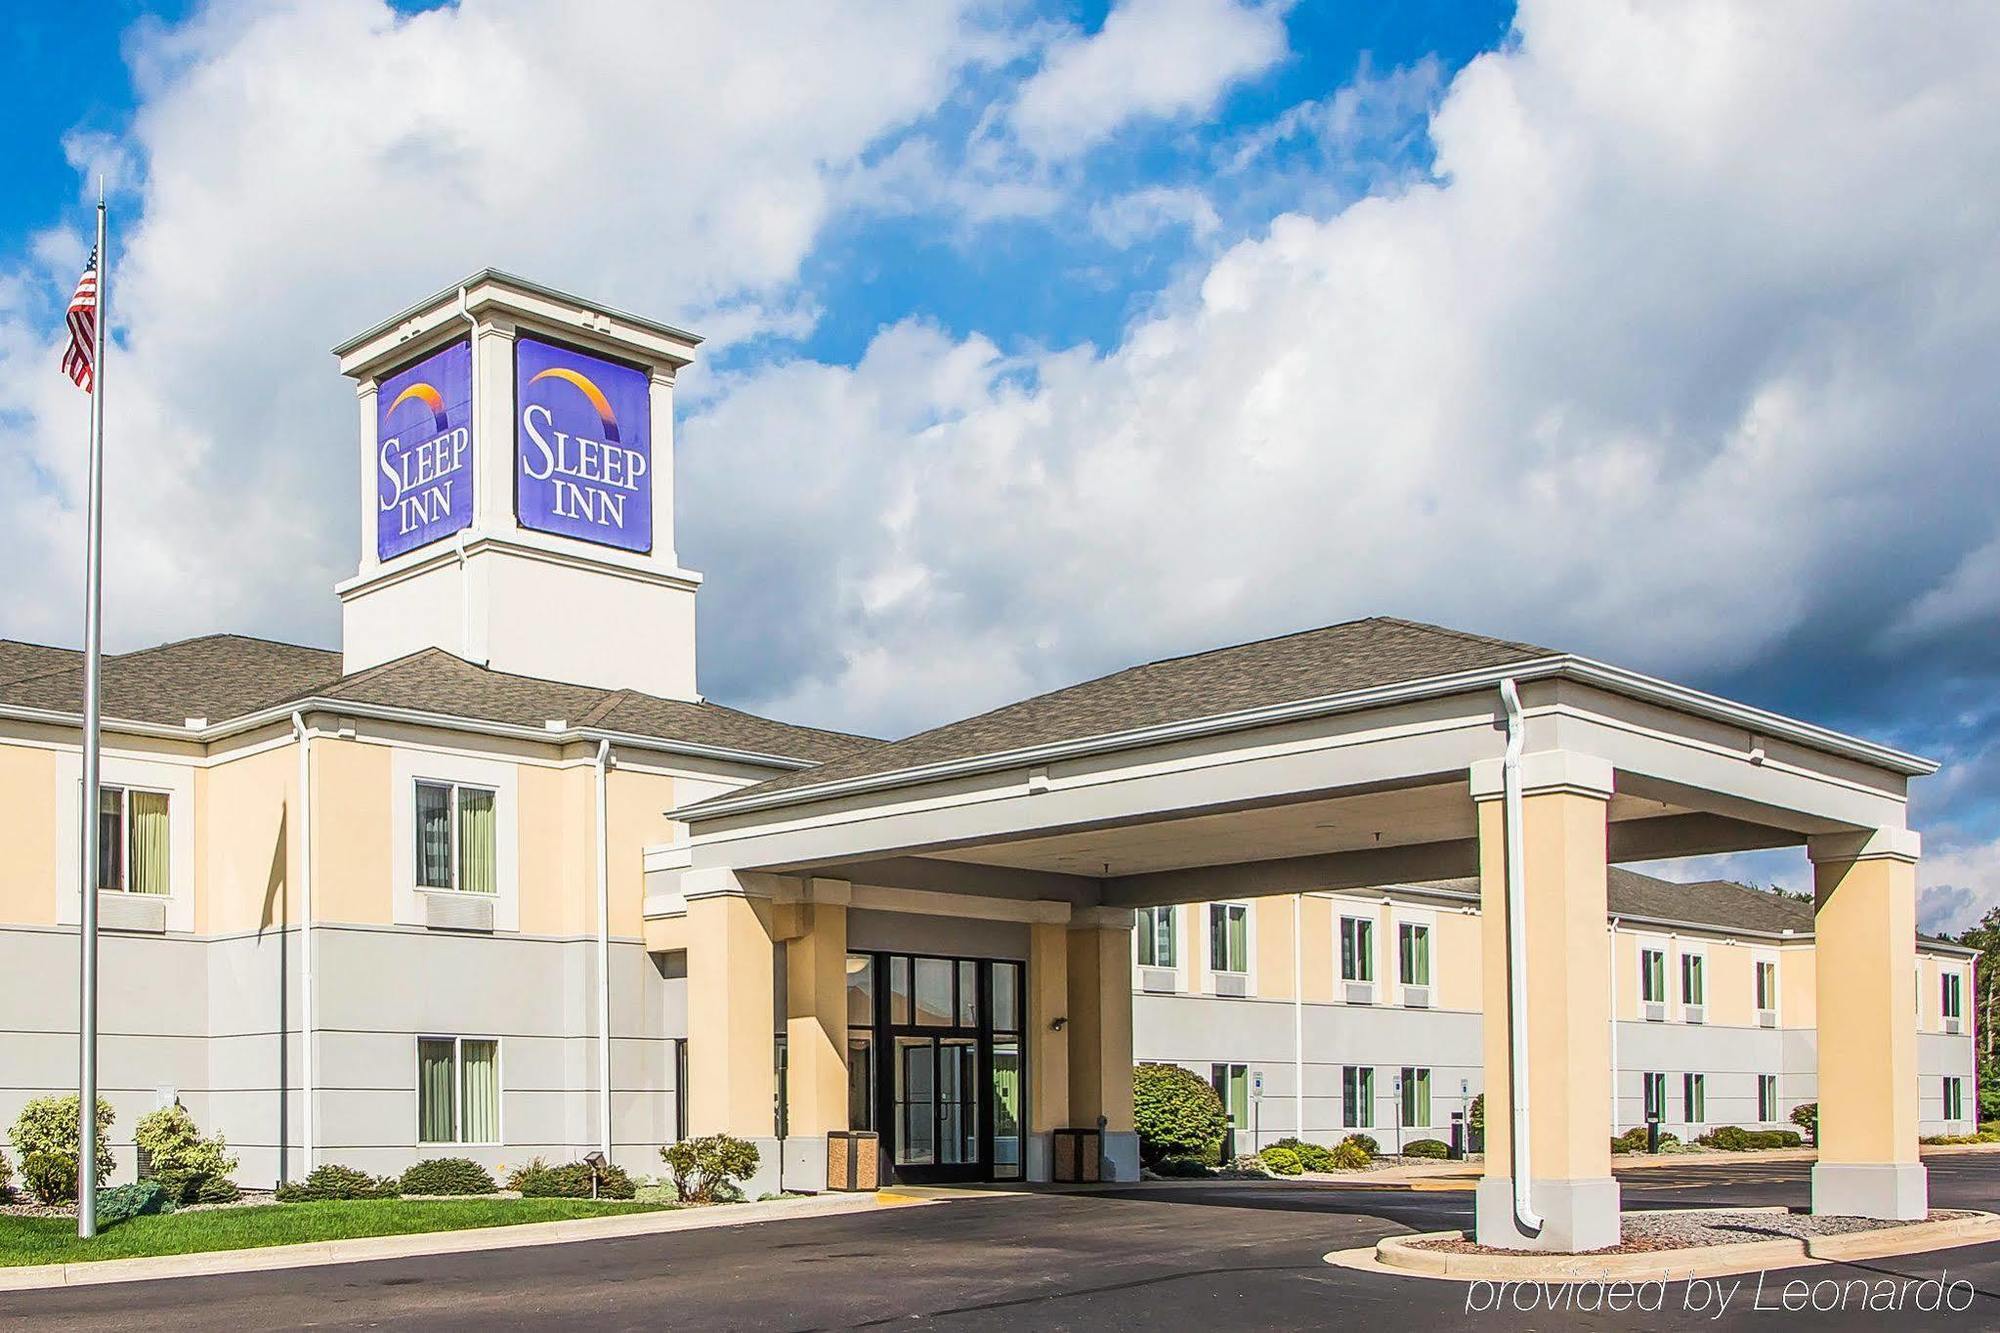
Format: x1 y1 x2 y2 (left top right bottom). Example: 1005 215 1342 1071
1412 1209 1978 1257
2 1190 278 1219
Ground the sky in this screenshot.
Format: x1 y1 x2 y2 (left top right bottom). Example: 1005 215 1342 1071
1 1 1996 931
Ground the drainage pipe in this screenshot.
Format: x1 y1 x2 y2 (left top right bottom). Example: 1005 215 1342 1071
1608 916 1621 1134
594 738 614 1161
291 711 316 1177
1293 893 1305 1142
1498 679 1543 1238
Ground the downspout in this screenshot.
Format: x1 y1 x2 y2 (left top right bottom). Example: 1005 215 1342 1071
1498 679 1544 1238
1293 893 1305 1143
595 739 614 1161
1608 917 1621 1134
454 285 477 664
291 711 316 1177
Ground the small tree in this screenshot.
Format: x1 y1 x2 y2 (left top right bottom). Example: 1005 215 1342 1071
1133 1063 1227 1167
1790 1101 1818 1145
134 1104 238 1204
9 1095 114 1202
660 1135 760 1202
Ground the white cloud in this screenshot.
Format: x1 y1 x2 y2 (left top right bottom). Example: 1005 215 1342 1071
682 0 2000 747
1088 186 1221 248
1010 0 1290 160
0 0 998 650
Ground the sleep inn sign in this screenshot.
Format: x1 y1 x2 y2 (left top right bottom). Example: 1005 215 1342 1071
516 336 652 552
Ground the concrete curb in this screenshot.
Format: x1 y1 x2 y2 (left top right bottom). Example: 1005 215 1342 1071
1338 1210 2000 1284
0 1191 927 1293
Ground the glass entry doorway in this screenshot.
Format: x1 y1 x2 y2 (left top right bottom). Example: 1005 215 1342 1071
846 953 1025 1184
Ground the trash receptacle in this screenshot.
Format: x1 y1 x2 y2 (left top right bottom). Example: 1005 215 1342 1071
1052 1128 1103 1183
826 1130 880 1191
1449 1112 1465 1160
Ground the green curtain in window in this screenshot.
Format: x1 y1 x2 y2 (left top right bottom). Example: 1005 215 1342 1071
1226 907 1246 971
457 788 496 894
416 784 453 889
127 792 171 895
1402 926 1430 985
459 1039 500 1142
418 1039 456 1143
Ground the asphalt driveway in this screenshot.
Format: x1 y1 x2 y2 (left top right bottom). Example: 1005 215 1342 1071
8 1156 2000 1331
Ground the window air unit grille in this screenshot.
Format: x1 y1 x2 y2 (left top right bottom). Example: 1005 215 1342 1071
1758 1009 1778 1028
1685 1005 1706 1025
1345 982 1375 1005
1644 1002 1666 1022
1213 973 1249 997
1140 967 1178 994
424 890 495 933
1402 985 1430 1009
99 891 167 934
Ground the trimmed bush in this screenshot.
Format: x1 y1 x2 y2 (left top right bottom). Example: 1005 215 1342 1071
134 1104 238 1205
21 1151 76 1205
1330 1140 1372 1170
1150 1156 1214 1178
1790 1102 1817 1145
1401 1138 1449 1159
274 1164 401 1201
1342 1133 1379 1158
400 1157 498 1196
1267 1138 1336 1172
509 1156 637 1200
0 1147 12 1200
1468 1094 1484 1140
96 1179 174 1226
9 1095 115 1201
192 1174 241 1204
1258 1146 1303 1175
1133 1063 1228 1167
659 1134 758 1203
1611 1127 1682 1155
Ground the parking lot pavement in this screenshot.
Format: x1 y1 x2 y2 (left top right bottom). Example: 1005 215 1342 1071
8 1157 2000 1331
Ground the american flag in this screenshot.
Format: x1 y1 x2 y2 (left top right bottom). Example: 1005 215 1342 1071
62 245 98 392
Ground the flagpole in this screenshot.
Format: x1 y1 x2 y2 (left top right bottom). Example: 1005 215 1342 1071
77 185 107 1241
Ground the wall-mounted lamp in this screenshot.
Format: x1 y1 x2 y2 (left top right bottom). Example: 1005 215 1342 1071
1050 1016 1068 1032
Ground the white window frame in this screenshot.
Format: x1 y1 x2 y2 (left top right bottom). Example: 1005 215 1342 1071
390 747 519 931
1753 953 1780 1025
1945 1075 1965 1123
1643 1071 1667 1122
1638 938 1669 1018
92 782 174 894
1943 968 1964 1032
415 1034 504 1147
1342 1065 1375 1129
1683 1072 1706 1126
1338 912 1378 1004
414 777 501 894
1678 944 1707 1022
1757 1074 1779 1124
1205 901 1252 981
1135 904 1178 970
56 752 196 933
1399 1066 1432 1130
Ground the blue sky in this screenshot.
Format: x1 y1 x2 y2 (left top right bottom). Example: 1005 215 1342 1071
1 1 1997 927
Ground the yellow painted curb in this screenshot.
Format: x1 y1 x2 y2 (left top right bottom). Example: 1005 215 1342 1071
1329 1211 2000 1285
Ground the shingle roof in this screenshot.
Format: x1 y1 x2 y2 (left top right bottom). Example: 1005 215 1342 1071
0 640 84 686
688 616 1554 811
0 636 874 765
1419 868 1817 935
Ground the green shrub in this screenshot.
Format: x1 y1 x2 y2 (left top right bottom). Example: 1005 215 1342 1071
134 1104 238 1205
0 1147 12 1199
508 1156 637 1200
1330 1140 1371 1169
1701 1125 1804 1151
22 1151 76 1204
1468 1094 1484 1139
1133 1063 1228 1167
1790 1102 1817 1145
659 1135 758 1203
1611 1126 1686 1154
96 1179 175 1226
1150 1156 1213 1178
9 1095 115 1200
274 1164 401 1201
1266 1137 1336 1172
1401 1138 1449 1159
1258 1146 1303 1175
192 1174 241 1204
400 1157 498 1196
1338 1133 1378 1161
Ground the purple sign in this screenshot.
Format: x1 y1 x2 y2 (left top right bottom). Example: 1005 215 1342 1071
515 337 652 552
376 340 474 560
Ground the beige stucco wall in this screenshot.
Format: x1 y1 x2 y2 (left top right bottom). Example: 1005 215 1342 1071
0 743 58 926
1299 894 1335 1001
1780 944 1816 1028
311 737 393 926
1433 909 1482 1012
1254 895 1296 999
198 740 298 935
1707 939 1756 1028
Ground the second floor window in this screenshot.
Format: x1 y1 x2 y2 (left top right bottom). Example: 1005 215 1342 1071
1341 917 1375 982
1943 970 1963 1021
1137 905 1177 968
1398 923 1430 987
1209 903 1248 973
1640 948 1666 1004
1755 960 1777 1012
96 786 170 895
416 780 497 893
1681 953 1705 1007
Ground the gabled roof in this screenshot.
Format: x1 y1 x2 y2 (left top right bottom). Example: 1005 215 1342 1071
0 636 875 766
683 616 1553 813
0 640 84 687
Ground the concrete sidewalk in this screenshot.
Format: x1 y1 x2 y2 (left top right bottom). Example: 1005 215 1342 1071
0 1190 931 1293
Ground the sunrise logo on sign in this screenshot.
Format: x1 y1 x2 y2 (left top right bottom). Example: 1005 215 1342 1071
377 340 474 560
515 337 652 552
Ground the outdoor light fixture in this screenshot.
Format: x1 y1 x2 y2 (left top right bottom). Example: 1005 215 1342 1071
584 1150 607 1200
1050 1016 1068 1031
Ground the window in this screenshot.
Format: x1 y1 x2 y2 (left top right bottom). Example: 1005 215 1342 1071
95 786 171 894
1209 903 1248 974
1943 971 1963 1022
846 955 876 1131
991 961 1024 1180
674 1038 689 1142
415 780 497 893
1400 1067 1431 1129
1945 1076 1965 1122
1758 1074 1778 1123
1137 905 1177 968
417 1037 499 1144
1683 1073 1706 1125
1681 953 1705 1008
1398 923 1430 987
1210 1063 1248 1132
1643 1072 1667 1122
1340 917 1375 983
1755 960 1777 1014
1343 1066 1374 1128
1640 948 1666 1004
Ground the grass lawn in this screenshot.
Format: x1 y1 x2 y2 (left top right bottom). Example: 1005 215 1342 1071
0 1197 673 1267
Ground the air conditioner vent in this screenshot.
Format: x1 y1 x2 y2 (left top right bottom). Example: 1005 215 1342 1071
1757 1010 1777 1029
99 891 167 934
424 890 495 933
1685 1005 1706 1025
1213 973 1249 998
1345 982 1375 1005
1140 968 1178 994
1644 1002 1666 1023
1402 985 1430 1009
